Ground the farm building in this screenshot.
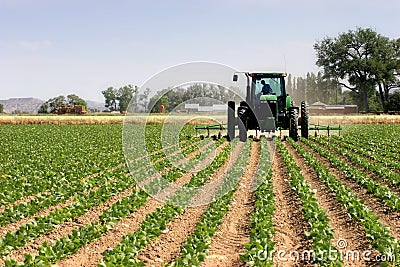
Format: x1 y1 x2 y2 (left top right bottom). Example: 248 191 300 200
309 101 358 115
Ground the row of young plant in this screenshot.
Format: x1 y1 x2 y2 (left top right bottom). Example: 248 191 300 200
99 139 237 266
0 167 135 258
340 125 400 158
281 138 342 266
0 133 199 228
0 125 126 206
333 135 400 165
167 140 252 267
0 123 190 208
240 137 275 267
329 136 400 176
307 137 400 212
3 139 226 266
297 138 400 264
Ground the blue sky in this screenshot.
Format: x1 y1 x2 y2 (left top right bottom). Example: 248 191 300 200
0 0 399 102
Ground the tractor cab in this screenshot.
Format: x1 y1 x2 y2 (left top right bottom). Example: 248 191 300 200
249 73 288 118
229 71 304 141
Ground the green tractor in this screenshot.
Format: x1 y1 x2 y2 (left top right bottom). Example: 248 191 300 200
228 72 309 142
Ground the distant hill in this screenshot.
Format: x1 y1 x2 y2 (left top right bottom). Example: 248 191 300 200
0 98 106 114
0 98 44 114
86 100 106 112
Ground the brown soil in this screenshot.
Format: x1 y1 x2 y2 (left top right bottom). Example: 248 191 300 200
299 141 400 241
137 142 245 266
285 142 379 267
270 148 313 267
200 141 260 267
52 141 229 267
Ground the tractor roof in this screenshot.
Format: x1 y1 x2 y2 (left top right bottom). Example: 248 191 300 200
248 72 286 77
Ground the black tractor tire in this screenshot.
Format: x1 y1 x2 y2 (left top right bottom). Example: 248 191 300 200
300 101 309 139
227 101 235 141
289 107 299 141
238 107 247 142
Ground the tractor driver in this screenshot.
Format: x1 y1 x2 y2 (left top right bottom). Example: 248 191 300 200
261 80 273 95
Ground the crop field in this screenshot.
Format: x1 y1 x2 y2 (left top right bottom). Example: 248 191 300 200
0 124 399 266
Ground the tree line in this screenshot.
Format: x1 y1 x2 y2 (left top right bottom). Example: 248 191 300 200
38 94 87 114
147 84 242 113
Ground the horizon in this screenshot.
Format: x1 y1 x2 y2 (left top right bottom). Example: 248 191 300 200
1 0 399 102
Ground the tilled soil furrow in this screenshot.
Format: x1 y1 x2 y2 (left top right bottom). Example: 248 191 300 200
285 141 379 267
137 142 245 266
201 141 259 267
300 141 400 241
270 148 312 267
54 141 229 267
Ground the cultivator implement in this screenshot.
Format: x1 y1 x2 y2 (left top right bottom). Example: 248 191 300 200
194 123 342 140
195 124 225 139
309 124 342 137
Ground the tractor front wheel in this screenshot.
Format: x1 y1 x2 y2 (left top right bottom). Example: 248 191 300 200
301 101 309 139
227 101 235 141
289 107 299 141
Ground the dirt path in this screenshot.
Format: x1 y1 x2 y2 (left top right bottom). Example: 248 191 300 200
270 147 312 267
200 141 259 267
54 141 229 267
137 142 245 266
300 141 400 241
285 141 379 267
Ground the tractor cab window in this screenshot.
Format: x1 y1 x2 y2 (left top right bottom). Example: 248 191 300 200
254 77 282 97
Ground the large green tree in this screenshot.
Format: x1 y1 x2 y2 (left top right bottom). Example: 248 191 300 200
0 104 3 113
314 27 398 112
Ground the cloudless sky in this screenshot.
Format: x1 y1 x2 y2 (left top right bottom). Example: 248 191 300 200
0 0 399 102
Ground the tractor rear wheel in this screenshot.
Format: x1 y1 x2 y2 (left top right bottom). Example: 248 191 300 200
227 101 235 141
301 101 309 139
289 107 299 141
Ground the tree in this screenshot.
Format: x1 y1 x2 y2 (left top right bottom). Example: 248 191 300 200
117 85 136 113
138 87 151 112
102 87 118 111
286 74 293 96
38 94 87 114
67 94 87 107
47 95 66 113
38 102 49 114
314 28 397 112
389 92 400 111
373 38 400 113
0 104 3 113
